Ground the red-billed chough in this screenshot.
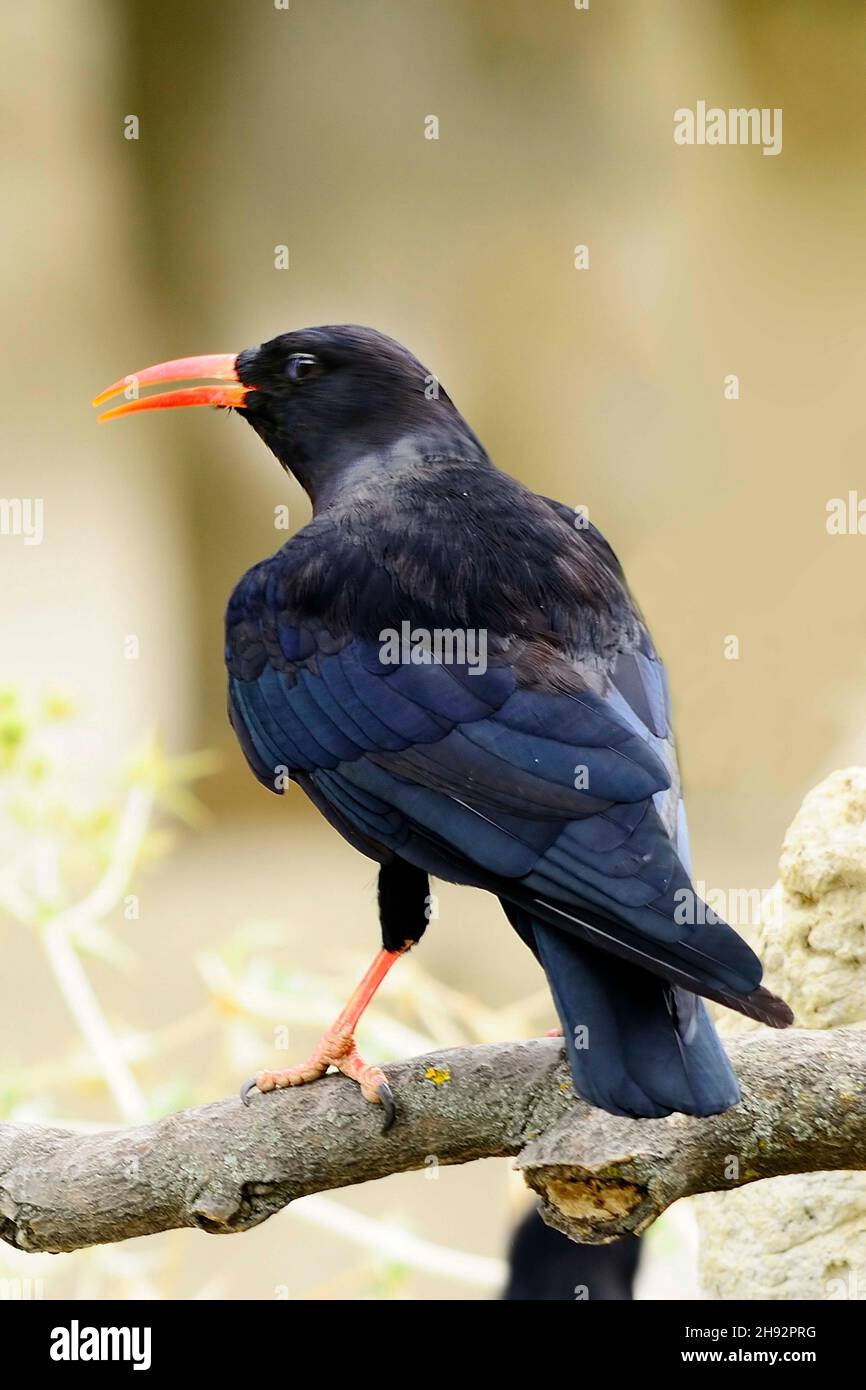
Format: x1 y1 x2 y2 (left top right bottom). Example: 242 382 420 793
94 326 792 1130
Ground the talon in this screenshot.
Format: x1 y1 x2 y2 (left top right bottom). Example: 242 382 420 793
238 948 405 1126
377 1081 397 1131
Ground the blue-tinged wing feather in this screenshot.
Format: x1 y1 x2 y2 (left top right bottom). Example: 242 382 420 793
225 522 790 1089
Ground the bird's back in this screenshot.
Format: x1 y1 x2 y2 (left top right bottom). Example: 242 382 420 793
225 449 791 1121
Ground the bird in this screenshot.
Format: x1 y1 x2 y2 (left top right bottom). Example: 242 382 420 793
504 1207 640 1301
93 324 793 1130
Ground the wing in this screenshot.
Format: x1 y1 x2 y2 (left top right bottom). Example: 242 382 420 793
226 558 669 842
223 511 795 1034
224 542 784 1027
540 496 691 871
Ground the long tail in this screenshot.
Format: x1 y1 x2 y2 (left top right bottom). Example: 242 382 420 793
503 901 784 1119
506 887 793 1030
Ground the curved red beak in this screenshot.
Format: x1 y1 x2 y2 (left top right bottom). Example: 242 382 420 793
92 353 252 422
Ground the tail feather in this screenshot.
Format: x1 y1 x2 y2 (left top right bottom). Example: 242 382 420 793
504 903 742 1118
501 892 793 1119
512 891 793 1030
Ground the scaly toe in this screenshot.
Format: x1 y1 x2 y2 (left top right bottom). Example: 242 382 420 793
240 1064 318 1106
239 1035 396 1129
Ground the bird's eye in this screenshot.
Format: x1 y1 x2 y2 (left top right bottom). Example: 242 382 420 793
285 353 321 383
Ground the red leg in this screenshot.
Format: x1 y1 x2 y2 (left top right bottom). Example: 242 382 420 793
333 948 402 1034
240 948 405 1128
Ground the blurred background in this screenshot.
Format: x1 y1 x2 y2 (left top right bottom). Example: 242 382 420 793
1 0 864 1300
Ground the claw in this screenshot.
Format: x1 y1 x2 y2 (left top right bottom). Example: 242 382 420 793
377 1081 397 1132
240 1076 259 1107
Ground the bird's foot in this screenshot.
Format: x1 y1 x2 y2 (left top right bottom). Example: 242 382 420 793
240 1028 396 1130
544 1025 564 1037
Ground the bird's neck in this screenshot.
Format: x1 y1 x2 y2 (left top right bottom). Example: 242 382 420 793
290 422 490 515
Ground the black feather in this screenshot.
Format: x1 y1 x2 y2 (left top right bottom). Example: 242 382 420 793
222 324 793 1121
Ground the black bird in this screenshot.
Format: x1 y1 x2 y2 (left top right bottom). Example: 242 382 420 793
94 326 793 1128
504 1209 640 1302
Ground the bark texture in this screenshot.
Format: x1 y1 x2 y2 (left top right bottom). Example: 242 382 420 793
0 1028 862 1253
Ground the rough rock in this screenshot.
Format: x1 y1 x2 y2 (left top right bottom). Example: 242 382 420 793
696 768 866 1300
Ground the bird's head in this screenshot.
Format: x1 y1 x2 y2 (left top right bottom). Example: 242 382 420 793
94 325 483 508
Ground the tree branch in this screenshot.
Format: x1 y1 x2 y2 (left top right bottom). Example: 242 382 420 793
1 1028 863 1253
